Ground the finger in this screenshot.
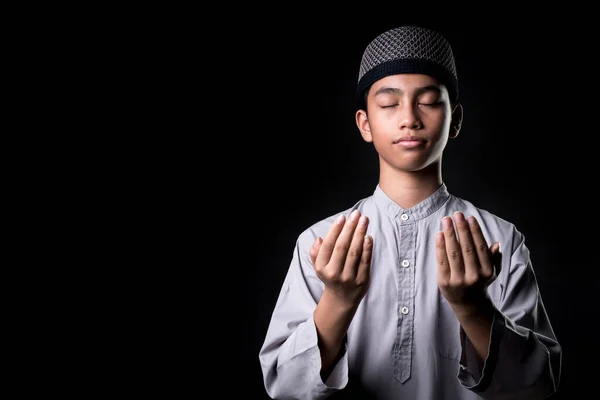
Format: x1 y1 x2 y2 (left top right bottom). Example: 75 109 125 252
342 214 370 280
328 210 363 271
436 231 450 284
309 237 322 266
356 234 373 285
442 216 464 279
314 213 347 269
466 216 494 280
490 242 502 282
453 211 479 282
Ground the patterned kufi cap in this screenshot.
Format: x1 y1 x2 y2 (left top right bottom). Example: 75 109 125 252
357 26 458 105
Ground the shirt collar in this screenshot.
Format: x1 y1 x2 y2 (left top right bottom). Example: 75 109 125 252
373 183 451 221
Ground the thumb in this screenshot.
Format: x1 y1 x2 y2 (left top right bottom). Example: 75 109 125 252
490 242 502 279
490 242 500 255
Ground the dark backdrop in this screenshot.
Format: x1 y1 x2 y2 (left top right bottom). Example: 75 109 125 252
221 12 598 400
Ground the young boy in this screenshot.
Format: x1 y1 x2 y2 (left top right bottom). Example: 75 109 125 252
258 25 562 399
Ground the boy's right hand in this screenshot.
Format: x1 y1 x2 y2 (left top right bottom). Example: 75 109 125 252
309 210 373 306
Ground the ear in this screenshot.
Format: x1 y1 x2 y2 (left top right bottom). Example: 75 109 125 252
450 103 463 139
356 109 373 143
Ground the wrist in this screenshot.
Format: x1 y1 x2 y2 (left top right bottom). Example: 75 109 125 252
451 296 494 320
320 288 361 314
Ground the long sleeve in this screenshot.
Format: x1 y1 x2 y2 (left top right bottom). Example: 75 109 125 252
458 231 562 399
258 238 349 399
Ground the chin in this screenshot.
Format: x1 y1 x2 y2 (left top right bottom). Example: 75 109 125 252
385 158 440 173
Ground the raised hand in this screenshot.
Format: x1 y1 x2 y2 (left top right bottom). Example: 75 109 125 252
310 210 373 306
436 211 501 316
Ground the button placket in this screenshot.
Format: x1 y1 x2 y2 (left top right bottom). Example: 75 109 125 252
393 209 415 383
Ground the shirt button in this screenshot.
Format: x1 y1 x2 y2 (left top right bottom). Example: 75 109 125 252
401 306 409 315
400 213 409 221
401 259 410 267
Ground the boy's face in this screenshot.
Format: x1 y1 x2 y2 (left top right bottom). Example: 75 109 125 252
356 73 457 174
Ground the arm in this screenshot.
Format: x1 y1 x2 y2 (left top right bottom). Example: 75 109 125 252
259 211 372 399
313 288 359 380
437 212 561 399
258 243 344 400
457 247 562 399
311 211 372 380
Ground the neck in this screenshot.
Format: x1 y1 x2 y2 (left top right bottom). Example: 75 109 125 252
378 161 443 209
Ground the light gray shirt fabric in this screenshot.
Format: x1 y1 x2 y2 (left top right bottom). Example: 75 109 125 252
259 184 562 399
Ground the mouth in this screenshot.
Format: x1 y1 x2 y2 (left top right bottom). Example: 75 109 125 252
394 137 426 148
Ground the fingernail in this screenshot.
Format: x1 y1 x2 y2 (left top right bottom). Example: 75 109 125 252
442 216 452 229
436 231 444 242
358 215 368 227
453 211 464 222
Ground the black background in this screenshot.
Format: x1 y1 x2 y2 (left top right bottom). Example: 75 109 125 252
209 10 598 399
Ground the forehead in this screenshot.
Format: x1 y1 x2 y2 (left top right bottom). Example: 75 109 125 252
370 73 446 94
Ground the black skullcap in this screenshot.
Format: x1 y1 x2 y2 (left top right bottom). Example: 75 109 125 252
357 26 458 107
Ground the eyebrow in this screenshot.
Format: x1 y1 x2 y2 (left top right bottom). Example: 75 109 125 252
374 85 441 97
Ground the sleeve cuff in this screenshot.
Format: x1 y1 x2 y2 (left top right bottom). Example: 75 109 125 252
303 317 349 392
458 308 506 391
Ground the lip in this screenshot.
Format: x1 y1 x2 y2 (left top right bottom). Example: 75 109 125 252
394 137 426 148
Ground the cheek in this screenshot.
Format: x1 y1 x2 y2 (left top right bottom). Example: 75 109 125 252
440 115 452 132
428 134 450 159
368 112 396 132
425 112 452 136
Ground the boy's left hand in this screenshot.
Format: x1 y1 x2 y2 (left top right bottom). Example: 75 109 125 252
436 211 501 316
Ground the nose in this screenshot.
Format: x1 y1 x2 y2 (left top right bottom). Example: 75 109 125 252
399 105 422 130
